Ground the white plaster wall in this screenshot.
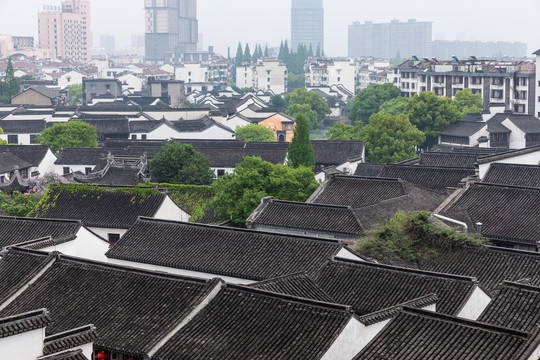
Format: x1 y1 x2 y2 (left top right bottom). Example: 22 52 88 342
38 149 57 176
527 343 540 360
175 126 235 140
107 257 253 285
321 317 384 360
328 60 357 94
0 134 32 145
154 196 190 222
40 227 110 263
54 165 96 176
236 65 254 89
0 328 45 360
146 124 182 140
479 150 540 178
501 118 527 149
118 74 143 93
223 116 250 131
176 63 208 83
212 167 234 177
256 61 287 94
58 71 85 89
336 248 365 261
456 286 492 320
145 110 209 121
88 227 128 241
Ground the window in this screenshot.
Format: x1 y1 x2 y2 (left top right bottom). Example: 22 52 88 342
491 90 503 99
7 135 18 144
440 135 470 145
337 77 341 82
30 134 38 144
108 233 120 243
85 167 92 175
20 168 28 179
217 169 225 177
492 78 503 85
63 167 70 175
141 135 147 140
131 135 137 140
0 176 4 183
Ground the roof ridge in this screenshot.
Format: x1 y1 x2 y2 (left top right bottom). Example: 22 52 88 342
333 175 402 182
488 163 540 168
474 182 540 191
330 257 478 282
269 199 352 210
226 283 352 312
135 217 344 245
357 294 438 325
44 324 96 342
485 245 540 257
251 271 311 285
401 307 531 338
0 308 49 325
501 281 540 293
386 164 476 170
0 215 82 225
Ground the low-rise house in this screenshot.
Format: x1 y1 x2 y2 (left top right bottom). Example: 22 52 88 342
0 119 45 145
32 185 188 241
247 198 364 243
353 307 540 360
11 86 62 107
0 216 109 262
0 152 31 184
477 144 540 179
105 217 362 284
482 163 540 188
82 78 123 105
438 183 540 251
0 145 56 178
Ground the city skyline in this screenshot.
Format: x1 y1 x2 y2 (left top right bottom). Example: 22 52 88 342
0 0 538 58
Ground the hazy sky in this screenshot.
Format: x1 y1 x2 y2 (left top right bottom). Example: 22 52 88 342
0 0 538 57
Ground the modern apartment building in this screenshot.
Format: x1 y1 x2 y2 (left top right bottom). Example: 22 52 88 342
348 19 432 59
38 0 91 61
291 0 324 53
305 58 357 94
236 59 288 94
393 59 536 115
145 0 198 63
432 40 528 60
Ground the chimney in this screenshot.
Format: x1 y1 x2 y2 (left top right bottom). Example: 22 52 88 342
476 222 483 236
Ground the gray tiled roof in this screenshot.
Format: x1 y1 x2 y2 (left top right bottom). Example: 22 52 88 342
0 216 81 248
483 163 540 188
0 308 51 339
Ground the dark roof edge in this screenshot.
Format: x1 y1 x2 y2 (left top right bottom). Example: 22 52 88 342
44 324 96 343
225 283 352 312
330 257 478 283
357 294 439 325
477 145 540 164
473 182 540 192
501 281 540 293
0 308 49 325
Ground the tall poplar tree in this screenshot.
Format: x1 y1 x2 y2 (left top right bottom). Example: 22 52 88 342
287 114 315 169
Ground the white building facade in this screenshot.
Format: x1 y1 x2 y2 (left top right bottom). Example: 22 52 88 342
305 58 357 94
236 59 288 94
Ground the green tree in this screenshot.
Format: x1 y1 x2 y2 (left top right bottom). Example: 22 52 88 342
453 88 483 116
67 84 83 106
362 113 425 163
150 143 214 185
326 120 362 141
0 191 42 217
316 44 321 57
349 83 401 124
287 73 305 90
287 114 315 168
0 58 20 104
243 43 252 63
326 95 338 108
405 91 461 147
211 156 319 224
37 120 98 155
286 88 330 120
235 42 244 66
270 94 288 109
264 44 269 57
235 124 275 142
378 96 409 115
286 103 318 131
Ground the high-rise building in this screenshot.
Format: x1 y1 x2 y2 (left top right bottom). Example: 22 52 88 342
100 34 116 55
145 0 198 63
38 0 91 61
432 40 528 60
348 19 432 59
291 0 324 54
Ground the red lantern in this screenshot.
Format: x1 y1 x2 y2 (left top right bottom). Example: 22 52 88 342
97 352 108 360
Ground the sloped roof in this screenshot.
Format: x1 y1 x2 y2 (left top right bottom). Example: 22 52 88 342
477 144 540 164
153 285 352 360
0 119 46 133
247 199 363 236
418 246 540 295
76 167 148 187
0 152 31 174
353 163 385 177
43 325 98 355
105 217 345 281
0 216 82 248
311 140 364 167
441 183 540 245
478 282 540 333
483 163 540 188
0 249 217 357
250 272 334 303
313 258 479 316
32 185 167 229
353 307 540 360
0 145 51 167
196 147 287 167
441 121 486 137
378 165 474 193
488 113 540 134
0 308 51 339
418 152 478 169
38 350 89 360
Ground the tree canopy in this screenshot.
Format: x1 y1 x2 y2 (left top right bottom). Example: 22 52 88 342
349 83 401 124
453 88 483 116
211 156 319 224
286 88 330 120
326 120 362 141
0 58 20 104
362 113 425 163
378 96 409 116
150 143 214 185
405 91 461 147
37 120 98 155
67 84 83 106
286 103 318 131
287 114 315 168
235 124 275 142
